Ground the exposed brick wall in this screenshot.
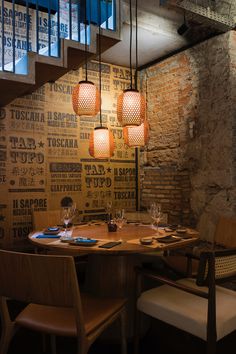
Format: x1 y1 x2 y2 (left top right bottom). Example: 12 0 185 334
140 31 236 240
141 167 192 225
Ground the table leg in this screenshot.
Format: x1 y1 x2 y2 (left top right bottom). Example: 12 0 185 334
85 254 145 338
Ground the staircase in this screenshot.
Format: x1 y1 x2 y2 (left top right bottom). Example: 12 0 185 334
0 0 120 107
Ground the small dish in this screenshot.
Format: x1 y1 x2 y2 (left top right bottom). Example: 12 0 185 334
164 227 173 232
169 224 178 230
176 228 187 234
43 227 61 235
157 235 181 243
60 236 74 243
69 237 98 246
139 237 153 245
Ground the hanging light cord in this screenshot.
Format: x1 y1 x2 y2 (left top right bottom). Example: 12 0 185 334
135 0 138 90
129 0 133 89
84 1 88 81
98 0 102 126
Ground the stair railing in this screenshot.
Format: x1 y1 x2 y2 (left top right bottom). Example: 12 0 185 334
0 0 116 74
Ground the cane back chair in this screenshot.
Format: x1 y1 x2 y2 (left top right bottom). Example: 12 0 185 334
163 215 236 277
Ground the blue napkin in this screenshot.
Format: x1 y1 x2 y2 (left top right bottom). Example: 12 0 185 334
36 234 61 239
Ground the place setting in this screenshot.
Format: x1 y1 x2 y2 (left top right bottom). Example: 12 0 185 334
33 204 77 242
125 202 198 248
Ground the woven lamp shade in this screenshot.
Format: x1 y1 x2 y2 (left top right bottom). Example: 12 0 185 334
89 127 115 159
117 89 146 127
72 81 100 116
123 119 149 147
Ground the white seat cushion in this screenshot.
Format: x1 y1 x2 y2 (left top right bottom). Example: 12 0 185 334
137 278 236 340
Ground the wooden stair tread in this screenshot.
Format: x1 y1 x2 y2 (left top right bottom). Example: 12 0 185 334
0 26 120 107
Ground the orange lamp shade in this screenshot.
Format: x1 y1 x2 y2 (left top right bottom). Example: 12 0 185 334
117 89 146 127
123 119 149 147
89 127 115 159
72 81 100 116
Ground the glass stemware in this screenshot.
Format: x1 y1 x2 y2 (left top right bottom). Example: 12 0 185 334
61 204 76 239
114 209 126 231
147 203 162 232
105 200 113 222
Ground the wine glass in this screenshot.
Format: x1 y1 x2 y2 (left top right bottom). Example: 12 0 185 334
148 203 162 232
61 204 76 239
114 209 126 231
105 200 113 222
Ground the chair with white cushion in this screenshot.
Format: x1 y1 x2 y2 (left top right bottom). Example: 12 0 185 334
135 248 236 354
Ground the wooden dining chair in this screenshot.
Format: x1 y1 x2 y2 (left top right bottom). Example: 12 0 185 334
163 215 236 277
214 215 236 248
125 211 152 224
31 208 88 285
31 209 61 230
0 249 127 354
125 211 168 225
135 248 236 354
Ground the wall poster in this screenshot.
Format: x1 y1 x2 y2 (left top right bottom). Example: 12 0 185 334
0 61 137 246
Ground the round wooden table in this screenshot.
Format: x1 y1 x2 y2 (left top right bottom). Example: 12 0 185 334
29 223 198 255
29 223 199 338
29 223 159 254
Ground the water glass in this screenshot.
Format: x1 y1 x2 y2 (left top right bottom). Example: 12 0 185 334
61 204 76 239
114 209 126 230
105 200 113 221
148 203 162 232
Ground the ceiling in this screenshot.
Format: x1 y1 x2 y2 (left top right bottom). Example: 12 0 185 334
101 0 235 69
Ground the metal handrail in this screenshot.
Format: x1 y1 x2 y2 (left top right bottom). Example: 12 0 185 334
0 0 116 74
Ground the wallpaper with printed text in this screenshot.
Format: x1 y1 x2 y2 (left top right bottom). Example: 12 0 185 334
0 61 137 245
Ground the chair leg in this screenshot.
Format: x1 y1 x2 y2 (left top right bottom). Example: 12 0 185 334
50 334 57 354
77 338 89 354
0 322 16 354
42 333 47 352
134 309 141 354
120 310 127 354
0 298 18 354
206 339 216 354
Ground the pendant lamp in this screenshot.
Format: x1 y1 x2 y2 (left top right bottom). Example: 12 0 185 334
89 0 114 159
123 118 149 147
89 126 115 158
117 0 145 127
72 5 100 116
72 80 100 116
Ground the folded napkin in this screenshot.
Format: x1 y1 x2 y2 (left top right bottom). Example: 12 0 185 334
36 234 61 239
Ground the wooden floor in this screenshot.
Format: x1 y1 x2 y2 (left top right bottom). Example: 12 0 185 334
4 314 236 354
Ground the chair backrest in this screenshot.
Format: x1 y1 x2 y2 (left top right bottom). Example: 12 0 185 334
197 248 236 286
32 209 61 230
0 250 82 309
214 215 236 248
125 211 152 224
125 211 168 224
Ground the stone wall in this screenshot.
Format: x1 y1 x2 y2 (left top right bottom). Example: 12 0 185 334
140 31 236 241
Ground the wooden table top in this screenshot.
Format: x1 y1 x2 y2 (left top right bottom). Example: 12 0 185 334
29 223 199 255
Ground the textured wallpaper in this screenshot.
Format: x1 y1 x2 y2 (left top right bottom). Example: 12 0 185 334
0 61 137 245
